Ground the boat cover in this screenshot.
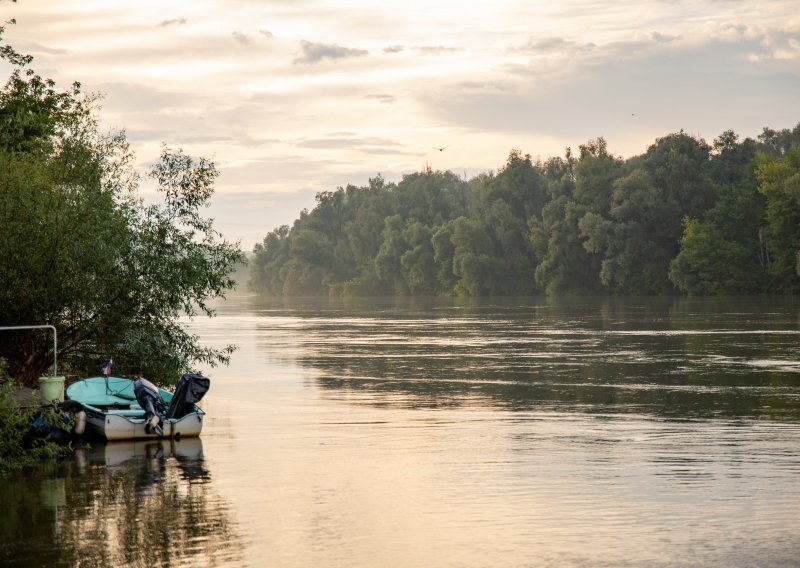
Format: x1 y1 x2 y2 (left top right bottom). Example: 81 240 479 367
166 373 210 419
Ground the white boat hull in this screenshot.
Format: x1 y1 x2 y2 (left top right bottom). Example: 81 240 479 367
84 408 204 441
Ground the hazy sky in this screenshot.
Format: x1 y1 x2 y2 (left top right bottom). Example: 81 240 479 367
3 0 799 249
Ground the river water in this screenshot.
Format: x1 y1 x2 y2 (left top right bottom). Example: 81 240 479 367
3 295 800 567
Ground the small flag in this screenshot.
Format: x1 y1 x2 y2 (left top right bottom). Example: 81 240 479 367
103 359 113 376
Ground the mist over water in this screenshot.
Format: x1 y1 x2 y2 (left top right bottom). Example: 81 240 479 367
3 295 800 567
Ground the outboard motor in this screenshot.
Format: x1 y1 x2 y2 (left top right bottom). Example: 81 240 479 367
166 373 210 419
134 377 166 437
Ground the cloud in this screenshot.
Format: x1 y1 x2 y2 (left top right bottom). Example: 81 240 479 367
295 134 406 153
203 190 320 247
516 36 596 55
214 152 395 198
650 32 677 43
418 45 460 54
293 40 369 64
233 29 275 46
420 33 800 156
232 31 250 46
15 40 67 56
758 28 800 60
364 94 396 104
98 82 193 113
157 18 187 28
383 45 405 53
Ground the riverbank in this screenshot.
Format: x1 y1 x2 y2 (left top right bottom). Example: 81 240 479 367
0 383 72 475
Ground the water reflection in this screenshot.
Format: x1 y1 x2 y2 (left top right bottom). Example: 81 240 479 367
232 295 800 419
0 439 242 568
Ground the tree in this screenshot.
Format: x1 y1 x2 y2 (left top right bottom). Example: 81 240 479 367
432 221 458 292
450 217 501 296
580 169 671 292
758 124 800 156
669 206 765 295
249 225 291 295
476 150 547 294
533 198 593 294
276 226 338 296
0 21 244 386
755 148 800 290
576 132 712 294
375 215 408 294
395 170 471 226
341 178 396 295
572 138 620 213
399 221 436 295
532 144 614 294
669 131 769 294
482 149 548 220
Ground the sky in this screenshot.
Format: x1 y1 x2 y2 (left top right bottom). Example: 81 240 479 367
2 0 799 250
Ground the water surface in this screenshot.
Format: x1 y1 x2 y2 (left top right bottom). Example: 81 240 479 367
3 296 800 567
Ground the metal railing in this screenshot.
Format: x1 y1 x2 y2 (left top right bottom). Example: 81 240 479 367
0 325 58 376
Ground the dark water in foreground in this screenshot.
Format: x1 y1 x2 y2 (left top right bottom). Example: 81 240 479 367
3 296 800 567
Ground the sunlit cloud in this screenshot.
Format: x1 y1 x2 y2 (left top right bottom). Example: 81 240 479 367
417 46 461 54
364 94 397 104
295 133 405 152
157 18 187 28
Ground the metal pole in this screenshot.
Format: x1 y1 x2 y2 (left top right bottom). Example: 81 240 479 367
0 325 58 376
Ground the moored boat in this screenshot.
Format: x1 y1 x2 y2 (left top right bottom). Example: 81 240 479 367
66 374 209 441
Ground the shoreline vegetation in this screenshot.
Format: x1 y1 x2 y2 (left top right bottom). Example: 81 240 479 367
0 15 242 470
0 16 243 394
0 362 70 474
249 127 800 299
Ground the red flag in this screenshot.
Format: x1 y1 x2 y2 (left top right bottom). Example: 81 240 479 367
104 359 113 376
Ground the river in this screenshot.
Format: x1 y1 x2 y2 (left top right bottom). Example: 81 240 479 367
2 295 800 567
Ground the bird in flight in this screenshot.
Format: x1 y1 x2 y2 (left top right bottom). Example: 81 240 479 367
433 146 447 152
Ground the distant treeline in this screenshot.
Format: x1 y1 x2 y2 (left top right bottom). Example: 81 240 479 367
249 125 800 297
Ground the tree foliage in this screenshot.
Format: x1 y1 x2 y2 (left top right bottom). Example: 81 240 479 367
755 147 800 290
0 19 244 386
250 124 800 299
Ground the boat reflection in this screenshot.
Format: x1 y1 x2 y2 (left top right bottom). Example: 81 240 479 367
78 437 210 487
0 438 242 568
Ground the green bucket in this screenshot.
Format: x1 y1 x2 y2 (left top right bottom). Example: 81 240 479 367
39 375 65 403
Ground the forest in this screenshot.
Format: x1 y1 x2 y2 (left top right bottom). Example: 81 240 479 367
249 125 800 297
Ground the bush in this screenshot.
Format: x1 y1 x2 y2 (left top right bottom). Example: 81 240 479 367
0 361 71 475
